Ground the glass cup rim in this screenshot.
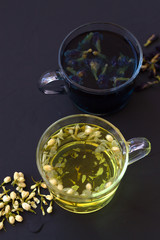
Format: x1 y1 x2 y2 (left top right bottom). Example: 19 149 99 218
36 114 129 201
58 22 143 95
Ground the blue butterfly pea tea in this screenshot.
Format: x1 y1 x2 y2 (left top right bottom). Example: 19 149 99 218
61 30 139 114
38 23 142 115
62 31 137 88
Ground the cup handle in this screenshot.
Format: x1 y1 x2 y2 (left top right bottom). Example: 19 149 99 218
127 137 151 165
38 70 66 94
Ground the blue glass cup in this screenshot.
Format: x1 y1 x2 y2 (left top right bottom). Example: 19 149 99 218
38 22 143 115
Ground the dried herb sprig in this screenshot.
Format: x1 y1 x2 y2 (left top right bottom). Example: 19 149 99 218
143 34 159 47
0 172 54 231
136 34 160 91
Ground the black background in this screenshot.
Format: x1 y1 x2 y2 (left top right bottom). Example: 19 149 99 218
0 0 160 239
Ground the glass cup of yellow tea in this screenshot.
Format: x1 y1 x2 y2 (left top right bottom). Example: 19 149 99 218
36 114 151 214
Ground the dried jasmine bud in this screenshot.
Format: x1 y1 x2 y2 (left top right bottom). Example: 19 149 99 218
21 191 29 199
10 191 17 201
46 206 53 214
17 177 25 183
33 197 40 204
0 202 4 208
26 192 36 201
22 202 31 211
5 205 10 214
15 215 23 222
30 201 37 209
18 182 26 188
13 172 19 181
13 200 19 210
9 216 15 225
41 182 47 189
0 220 4 230
4 176 11 184
2 195 11 203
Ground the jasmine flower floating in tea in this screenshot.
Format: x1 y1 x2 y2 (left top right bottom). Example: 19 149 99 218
41 123 124 198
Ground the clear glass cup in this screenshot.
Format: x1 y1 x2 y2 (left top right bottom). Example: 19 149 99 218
38 22 143 115
36 114 151 214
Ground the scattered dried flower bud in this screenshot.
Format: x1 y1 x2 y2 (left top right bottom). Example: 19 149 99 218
10 191 17 200
2 195 11 203
1 210 5 216
41 207 45 216
30 184 37 190
49 178 57 186
33 197 40 204
13 200 19 210
18 182 26 188
17 177 25 183
5 205 10 214
106 134 113 142
18 172 24 178
0 221 4 230
47 206 53 214
45 195 53 201
9 216 15 225
86 183 92 191
27 192 36 200
4 176 11 184
13 172 19 180
0 202 4 208
42 199 48 205
16 186 21 192
30 201 37 209
15 215 23 222
43 165 53 172
22 202 31 211
41 182 47 189
14 200 19 206
21 191 29 199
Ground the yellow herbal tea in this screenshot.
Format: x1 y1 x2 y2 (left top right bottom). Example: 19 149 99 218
41 123 123 200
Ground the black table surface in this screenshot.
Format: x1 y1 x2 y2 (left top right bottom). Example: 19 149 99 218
0 0 160 239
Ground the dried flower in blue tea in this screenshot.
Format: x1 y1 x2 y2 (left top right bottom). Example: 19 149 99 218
62 31 137 90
